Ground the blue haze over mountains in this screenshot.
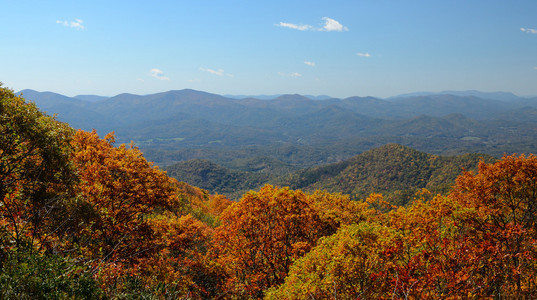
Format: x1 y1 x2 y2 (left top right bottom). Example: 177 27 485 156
18 88 537 167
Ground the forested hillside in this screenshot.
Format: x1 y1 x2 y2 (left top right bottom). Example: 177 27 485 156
164 159 272 198
277 144 496 205
164 144 495 204
3 85 537 298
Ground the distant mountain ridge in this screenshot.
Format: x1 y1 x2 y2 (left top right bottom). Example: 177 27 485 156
224 94 333 100
19 88 537 125
17 88 537 167
391 90 525 101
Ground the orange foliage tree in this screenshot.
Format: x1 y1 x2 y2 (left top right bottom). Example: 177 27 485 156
68 129 232 297
69 130 186 272
383 195 470 298
448 154 537 297
145 213 218 298
211 185 367 298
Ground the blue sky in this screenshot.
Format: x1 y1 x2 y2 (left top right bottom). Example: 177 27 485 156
1 0 537 98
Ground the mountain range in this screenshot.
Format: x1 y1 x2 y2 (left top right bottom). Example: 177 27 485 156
387 90 527 101
18 88 537 168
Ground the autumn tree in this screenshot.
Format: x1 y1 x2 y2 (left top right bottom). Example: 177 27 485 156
211 185 367 298
144 214 218 298
69 130 186 273
310 189 373 233
0 85 105 298
211 185 321 298
383 194 472 298
176 180 233 227
267 193 465 299
0 84 75 252
448 154 537 297
266 222 401 299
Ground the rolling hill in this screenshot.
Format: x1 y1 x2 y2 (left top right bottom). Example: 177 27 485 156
164 159 271 198
277 144 495 205
165 144 496 204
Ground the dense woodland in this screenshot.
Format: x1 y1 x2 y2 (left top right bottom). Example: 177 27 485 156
3 84 537 298
163 144 496 205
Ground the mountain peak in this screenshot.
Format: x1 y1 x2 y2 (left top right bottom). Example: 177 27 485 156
273 94 313 102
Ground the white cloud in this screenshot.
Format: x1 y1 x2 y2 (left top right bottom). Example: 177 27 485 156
276 22 313 31
200 68 224 76
276 17 348 32
56 19 85 30
320 17 348 32
304 61 315 67
149 68 170 80
199 67 233 77
357 52 371 57
521 27 537 34
278 72 302 77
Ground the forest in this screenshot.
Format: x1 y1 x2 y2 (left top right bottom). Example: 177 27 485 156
163 144 496 205
3 84 537 299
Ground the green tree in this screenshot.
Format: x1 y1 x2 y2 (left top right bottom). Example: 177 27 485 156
0 84 75 252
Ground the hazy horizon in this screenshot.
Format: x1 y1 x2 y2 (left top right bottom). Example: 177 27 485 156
15 87 536 101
